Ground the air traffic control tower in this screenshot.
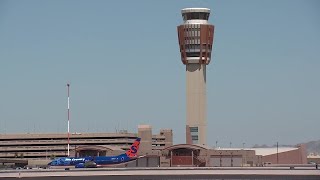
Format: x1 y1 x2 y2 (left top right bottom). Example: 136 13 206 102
177 8 214 145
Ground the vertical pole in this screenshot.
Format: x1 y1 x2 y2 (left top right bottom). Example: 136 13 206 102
242 143 245 166
191 150 194 166
277 142 279 164
170 151 173 167
231 152 233 167
67 83 70 157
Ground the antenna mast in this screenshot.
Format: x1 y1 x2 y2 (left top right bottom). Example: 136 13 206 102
67 83 70 157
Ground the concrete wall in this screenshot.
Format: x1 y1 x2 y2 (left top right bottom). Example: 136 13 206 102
126 157 160 167
28 159 51 166
160 156 171 167
209 149 257 167
210 157 242 167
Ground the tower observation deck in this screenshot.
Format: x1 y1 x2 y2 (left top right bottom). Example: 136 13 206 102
177 8 214 145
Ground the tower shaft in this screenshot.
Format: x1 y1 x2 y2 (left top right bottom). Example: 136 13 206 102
186 64 207 145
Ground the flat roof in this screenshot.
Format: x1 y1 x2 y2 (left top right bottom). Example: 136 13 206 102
217 147 299 156
0 132 137 139
181 8 210 14
308 155 320 158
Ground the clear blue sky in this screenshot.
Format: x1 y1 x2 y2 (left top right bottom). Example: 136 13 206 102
0 0 319 147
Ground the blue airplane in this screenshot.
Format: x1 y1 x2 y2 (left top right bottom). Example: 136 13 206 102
48 138 141 168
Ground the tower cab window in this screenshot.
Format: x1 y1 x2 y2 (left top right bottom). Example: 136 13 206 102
184 12 209 20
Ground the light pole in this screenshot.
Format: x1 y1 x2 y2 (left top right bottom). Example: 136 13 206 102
242 142 245 167
67 83 70 157
277 142 279 164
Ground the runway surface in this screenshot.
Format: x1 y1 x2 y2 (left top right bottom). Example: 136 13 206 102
0 167 319 179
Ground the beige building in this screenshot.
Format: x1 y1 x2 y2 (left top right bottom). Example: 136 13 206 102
0 125 172 160
160 144 256 167
160 144 307 167
307 154 320 164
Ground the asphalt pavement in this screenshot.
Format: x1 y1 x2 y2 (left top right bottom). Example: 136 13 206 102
0 167 319 180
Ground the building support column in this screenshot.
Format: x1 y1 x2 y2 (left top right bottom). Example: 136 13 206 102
191 150 194 166
170 151 173 167
147 157 149 167
231 152 233 167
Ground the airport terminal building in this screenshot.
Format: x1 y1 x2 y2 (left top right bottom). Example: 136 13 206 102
0 125 172 162
0 124 307 167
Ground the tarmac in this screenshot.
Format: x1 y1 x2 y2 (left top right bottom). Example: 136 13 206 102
0 167 319 180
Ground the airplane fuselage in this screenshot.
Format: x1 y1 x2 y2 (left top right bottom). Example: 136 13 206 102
48 138 141 168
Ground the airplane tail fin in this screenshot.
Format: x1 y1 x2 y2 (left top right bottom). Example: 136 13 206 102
125 138 141 158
